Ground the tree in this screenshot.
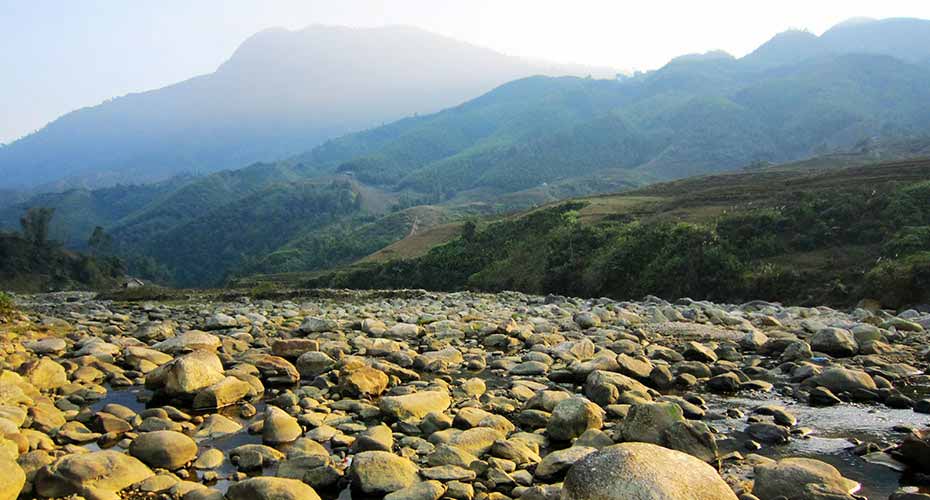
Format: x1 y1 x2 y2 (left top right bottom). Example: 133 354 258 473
20 207 55 247
88 226 112 255
461 220 477 242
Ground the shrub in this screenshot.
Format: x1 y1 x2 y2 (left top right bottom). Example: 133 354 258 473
0 291 15 321
864 252 930 308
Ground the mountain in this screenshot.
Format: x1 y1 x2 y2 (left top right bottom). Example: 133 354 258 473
5 18 930 287
745 17 930 67
0 25 611 191
302 157 930 309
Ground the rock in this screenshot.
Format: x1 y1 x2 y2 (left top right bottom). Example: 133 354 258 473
296 351 336 377
145 349 225 396
584 370 651 406
807 367 877 393
562 442 738 500
810 328 859 357
349 424 392 453
547 396 604 442
340 366 389 398
746 423 789 444
707 372 741 394
203 313 238 330
752 458 860 500
226 477 321 500
35 450 154 498
130 430 198 469
621 402 683 444
263 406 302 444
271 338 319 358
683 342 718 363
349 451 419 494
18 358 67 392
449 427 505 456
193 376 253 410
384 480 446 500
0 457 24 500
298 317 336 333
193 448 225 469
379 391 451 421
535 446 597 480
574 312 601 329
153 331 221 353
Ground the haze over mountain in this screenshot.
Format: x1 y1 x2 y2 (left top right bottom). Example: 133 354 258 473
3 17 930 288
0 25 612 191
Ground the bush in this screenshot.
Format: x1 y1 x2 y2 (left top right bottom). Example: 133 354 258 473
864 252 930 308
0 291 15 321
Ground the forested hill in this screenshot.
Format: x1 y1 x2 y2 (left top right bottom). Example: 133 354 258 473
304 158 930 309
4 18 930 287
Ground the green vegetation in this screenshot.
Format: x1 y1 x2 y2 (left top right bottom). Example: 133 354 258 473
1 208 124 292
0 291 14 321
5 45 930 290
310 160 930 308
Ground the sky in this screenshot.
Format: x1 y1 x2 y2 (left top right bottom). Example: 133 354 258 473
2 0 930 144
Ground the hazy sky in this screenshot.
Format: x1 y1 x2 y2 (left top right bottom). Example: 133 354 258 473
3 0 930 144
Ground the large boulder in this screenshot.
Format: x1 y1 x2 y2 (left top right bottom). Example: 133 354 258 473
349 451 419 494
35 450 155 498
145 350 225 396
562 443 738 500
752 458 860 500
130 430 198 470
226 477 321 500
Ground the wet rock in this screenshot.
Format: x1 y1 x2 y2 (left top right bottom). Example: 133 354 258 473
707 372 741 394
752 457 860 500
263 406 302 444
130 430 198 469
562 442 738 500
145 349 225 396
746 423 789 444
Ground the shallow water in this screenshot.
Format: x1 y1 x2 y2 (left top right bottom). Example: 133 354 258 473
707 392 930 499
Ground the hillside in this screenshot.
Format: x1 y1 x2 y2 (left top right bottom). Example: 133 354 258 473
5 19 930 288
304 157 930 308
0 25 610 191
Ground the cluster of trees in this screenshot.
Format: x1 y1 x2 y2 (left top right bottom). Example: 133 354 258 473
1 208 124 291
